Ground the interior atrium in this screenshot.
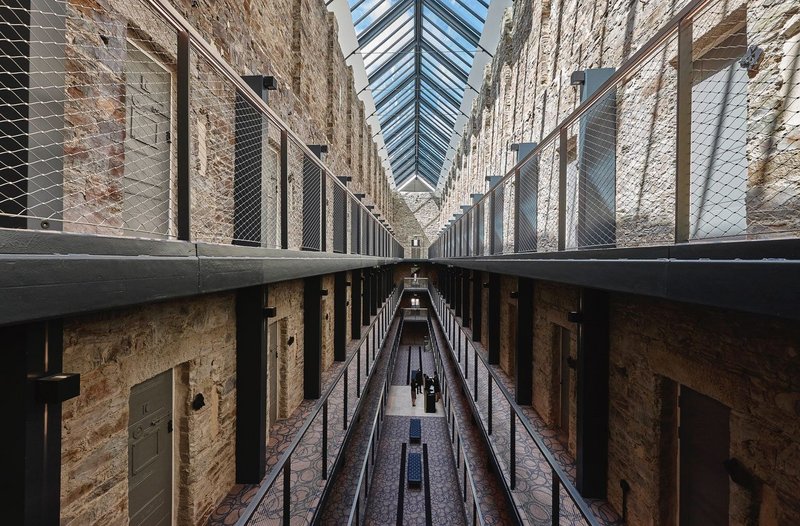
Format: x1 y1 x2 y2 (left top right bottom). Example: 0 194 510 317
1 0 799 524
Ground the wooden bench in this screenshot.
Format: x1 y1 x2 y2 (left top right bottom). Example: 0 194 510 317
409 418 421 443
407 452 422 487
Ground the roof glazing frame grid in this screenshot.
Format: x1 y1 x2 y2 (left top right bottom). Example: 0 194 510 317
349 0 489 188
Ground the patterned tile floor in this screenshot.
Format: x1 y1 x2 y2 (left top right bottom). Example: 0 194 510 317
320 321 512 525
316 319 400 524
432 321 517 525
433 297 623 526
364 416 466 526
207 310 397 526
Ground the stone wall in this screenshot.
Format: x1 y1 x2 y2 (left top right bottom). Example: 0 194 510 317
607 293 800 525
437 0 800 248
391 192 441 255
270 278 306 418
322 273 335 371
531 281 579 455
60 293 236 525
498 275 516 378
59 0 396 241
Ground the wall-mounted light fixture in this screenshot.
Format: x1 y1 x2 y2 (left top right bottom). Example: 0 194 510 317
263 307 277 318
567 311 584 323
35 373 80 403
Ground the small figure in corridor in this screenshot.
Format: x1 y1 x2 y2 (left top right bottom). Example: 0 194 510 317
411 377 417 406
415 368 424 394
432 372 441 402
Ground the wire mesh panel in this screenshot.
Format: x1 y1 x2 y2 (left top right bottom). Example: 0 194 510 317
575 84 617 249
232 84 267 246
502 178 515 254
517 155 539 252
301 152 322 251
476 201 485 255
615 35 678 248
350 198 360 254
536 137 560 252
332 181 346 253
491 185 504 255
284 138 304 250
361 208 369 255
190 50 243 244
1 0 179 237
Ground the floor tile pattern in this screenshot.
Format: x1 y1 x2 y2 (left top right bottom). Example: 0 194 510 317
433 292 623 526
364 416 466 526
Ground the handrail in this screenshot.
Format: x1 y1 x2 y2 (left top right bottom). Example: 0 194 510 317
234 283 403 525
345 312 405 524
428 285 602 526
434 0 727 249
141 0 398 247
426 314 487 526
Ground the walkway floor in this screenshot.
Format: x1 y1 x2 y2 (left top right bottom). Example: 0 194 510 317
207 309 396 526
433 296 622 525
364 340 464 525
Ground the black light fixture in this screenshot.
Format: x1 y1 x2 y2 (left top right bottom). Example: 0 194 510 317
567 311 583 323
263 306 277 318
35 373 80 403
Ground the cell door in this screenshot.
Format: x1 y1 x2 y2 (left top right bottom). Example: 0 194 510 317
124 41 172 237
555 325 571 436
268 320 279 425
679 386 730 526
129 370 172 526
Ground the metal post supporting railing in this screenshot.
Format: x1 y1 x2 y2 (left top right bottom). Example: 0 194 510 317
510 407 516 490
322 400 328 479
552 469 561 526
282 457 291 526
343 368 348 430
488 374 493 435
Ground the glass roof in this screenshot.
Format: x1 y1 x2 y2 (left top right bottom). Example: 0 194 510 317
348 0 490 188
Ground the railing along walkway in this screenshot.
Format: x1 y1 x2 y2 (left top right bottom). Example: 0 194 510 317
208 288 401 525
315 314 404 522
430 287 622 526
429 312 516 524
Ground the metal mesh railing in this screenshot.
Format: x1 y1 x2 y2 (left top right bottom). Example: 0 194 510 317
516 154 539 253
0 0 399 254
332 182 347 254
431 0 800 257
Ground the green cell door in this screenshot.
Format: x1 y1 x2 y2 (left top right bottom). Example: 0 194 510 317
129 369 172 526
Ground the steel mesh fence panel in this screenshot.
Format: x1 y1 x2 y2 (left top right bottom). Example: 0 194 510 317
301 152 322 251
517 155 539 252
350 198 360 254
615 34 678 248
575 83 617 249
1 0 179 237
536 139 559 252
476 201 485 255
332 181 346 253
502 178 515 254
190 50 241 244
491 185 504 255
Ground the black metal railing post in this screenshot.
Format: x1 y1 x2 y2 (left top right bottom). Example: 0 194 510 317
283 457 291 526
177 30 191 241
343 367 348 430
488 374 493 435
552 469 561 526
510 406 516 490
322 400 328 479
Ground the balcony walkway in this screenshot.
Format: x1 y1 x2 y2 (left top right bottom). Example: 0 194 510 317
207 307 398 525
431 288 622 525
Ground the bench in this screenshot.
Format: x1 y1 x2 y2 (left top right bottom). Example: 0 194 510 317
409 418 421 443
407 452 422 487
